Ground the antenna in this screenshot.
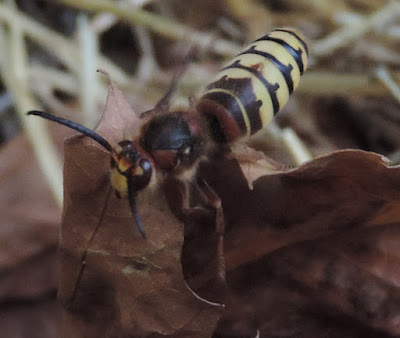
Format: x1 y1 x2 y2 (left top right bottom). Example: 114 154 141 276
127 175 147 239
27 110 112 152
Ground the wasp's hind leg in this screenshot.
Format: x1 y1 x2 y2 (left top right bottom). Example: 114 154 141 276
162 174 226 304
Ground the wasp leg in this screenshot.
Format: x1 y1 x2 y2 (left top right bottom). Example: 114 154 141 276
140 47 196 118
163 175 226 303
195 175 225 284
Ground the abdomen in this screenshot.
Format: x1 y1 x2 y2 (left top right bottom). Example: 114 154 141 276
197 28 309 143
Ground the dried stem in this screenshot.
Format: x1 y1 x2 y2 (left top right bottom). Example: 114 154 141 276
0 3 130 86
282 128 313 165
298 71 394 96
375 65 400 103
77 14 99 128
57 0 240 57
0 14 63 208
313 1 400 56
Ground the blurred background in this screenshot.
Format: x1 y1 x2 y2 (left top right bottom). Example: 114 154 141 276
0 0 399 336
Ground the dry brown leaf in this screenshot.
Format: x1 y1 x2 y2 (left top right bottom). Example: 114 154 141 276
58 75 223 337
56 73 400 336
51 75 400 337
0 132 62 337
230 142 287 189
201 149 400 336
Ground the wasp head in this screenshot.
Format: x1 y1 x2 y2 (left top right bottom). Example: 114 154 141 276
27 110 152 239
110 140 153 199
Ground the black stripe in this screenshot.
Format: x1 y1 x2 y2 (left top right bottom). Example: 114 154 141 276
222 59 280 116
205 75 264 135
202 91 247 134
256 34 305 75
239 46 294 94
274 29 309 56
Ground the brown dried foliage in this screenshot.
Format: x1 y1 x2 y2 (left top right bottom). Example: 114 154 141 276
59 77 223 337
0 132 62 337
56 78 400 337
2 1 400 337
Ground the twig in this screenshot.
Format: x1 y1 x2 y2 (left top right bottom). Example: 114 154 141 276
375 65 400 103
77 14 99 128
298 71 395 96
0 15 63 208
134 24 159 81
0 92 13 113
0 3 131 86
313 1 400 56
282 128 313 165
57 0 240 57
91 12 117 34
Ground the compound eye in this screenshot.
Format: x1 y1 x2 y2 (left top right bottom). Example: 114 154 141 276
131 158 152 190
139 159 152 177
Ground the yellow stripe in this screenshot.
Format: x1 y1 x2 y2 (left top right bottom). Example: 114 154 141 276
214 67 275 128
204 88 251 137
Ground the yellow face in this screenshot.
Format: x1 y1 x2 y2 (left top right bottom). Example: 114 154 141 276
110 166 128 198
110 152 131 198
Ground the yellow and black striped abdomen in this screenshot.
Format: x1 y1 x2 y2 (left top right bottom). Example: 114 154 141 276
197 28 308 143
